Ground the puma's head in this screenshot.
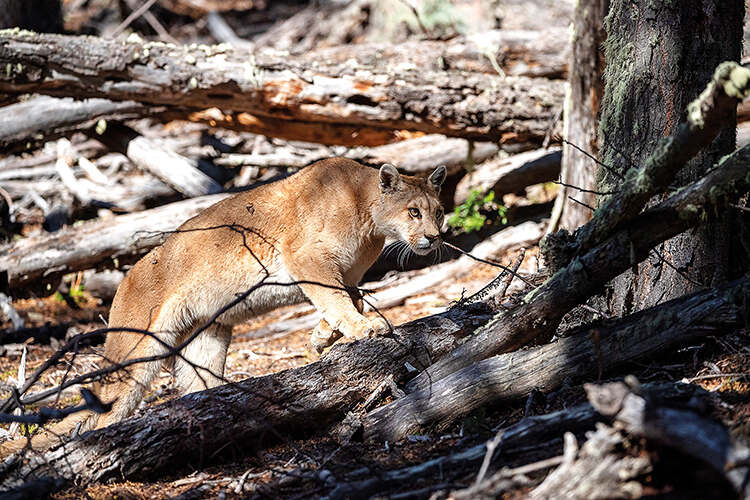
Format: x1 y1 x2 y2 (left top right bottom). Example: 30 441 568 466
373 163 446 256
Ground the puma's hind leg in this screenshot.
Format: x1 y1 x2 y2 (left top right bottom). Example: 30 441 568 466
94 327 178 429
174 323 233 394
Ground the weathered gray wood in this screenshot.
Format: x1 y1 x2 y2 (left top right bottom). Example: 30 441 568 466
91 122 222 197
0 30 564 144
525 427 650 499
586 380 750 498
0 304 493 486
410 142 750 394
363 275 749 441
0 96 160 153
454 147 561 204
0 193 229 292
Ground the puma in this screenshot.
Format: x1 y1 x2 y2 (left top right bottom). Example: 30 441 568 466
0 157 446 457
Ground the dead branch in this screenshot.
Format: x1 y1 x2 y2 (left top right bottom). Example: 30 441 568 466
586 380 750 497
407 76 750 393
91 122 222 197
0 31 564 144
329 403 598 500
454 147 561 204
524 428 651 499
362 275 749 441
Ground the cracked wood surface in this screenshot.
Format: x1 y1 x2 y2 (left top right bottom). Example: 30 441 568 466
0 30 564 144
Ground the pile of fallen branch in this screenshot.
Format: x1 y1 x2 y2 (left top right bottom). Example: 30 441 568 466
1 62 749 499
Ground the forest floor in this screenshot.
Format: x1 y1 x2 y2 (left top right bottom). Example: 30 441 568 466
1 241 749 499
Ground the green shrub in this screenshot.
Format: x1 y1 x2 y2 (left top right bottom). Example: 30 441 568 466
447 189 507 233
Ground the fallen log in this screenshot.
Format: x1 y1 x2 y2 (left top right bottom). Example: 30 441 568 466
91 122 223 197
184 108 403 147
0 193 228 293
0 31 564 144
329 403 600 500
0 96 161 154
0 304 493 487
1 176 175 213
362 275 749 441
349 135 498 174
454 147 561 204
306 28 569 79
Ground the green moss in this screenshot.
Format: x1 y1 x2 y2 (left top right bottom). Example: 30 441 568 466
0 27 36 37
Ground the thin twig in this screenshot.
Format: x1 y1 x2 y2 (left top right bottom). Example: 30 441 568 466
110 0 159 38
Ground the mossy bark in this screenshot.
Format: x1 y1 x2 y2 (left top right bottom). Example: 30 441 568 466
598 0 744 315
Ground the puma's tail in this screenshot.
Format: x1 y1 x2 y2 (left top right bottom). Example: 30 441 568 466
0 409 97 459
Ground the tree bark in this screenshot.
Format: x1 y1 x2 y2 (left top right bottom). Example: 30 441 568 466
598 0 744 315
0 31 564 145
548 0 608 233
91 122 223 197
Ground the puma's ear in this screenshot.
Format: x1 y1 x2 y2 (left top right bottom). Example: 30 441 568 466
379 163 402 192
428 165 447 192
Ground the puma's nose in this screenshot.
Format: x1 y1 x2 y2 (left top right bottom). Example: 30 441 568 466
416 235 440 249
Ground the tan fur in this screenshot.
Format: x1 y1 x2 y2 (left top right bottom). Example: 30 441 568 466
0 158 445 457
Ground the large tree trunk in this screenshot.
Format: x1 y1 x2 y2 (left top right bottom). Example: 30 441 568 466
548 0 609 232
0 0 61 33
0 31 564 145
598 0 744 315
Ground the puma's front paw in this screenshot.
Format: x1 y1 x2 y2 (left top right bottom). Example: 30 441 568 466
341 316 390 340
310 319 342 354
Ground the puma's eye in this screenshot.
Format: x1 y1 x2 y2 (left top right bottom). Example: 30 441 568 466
408 207 421 218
